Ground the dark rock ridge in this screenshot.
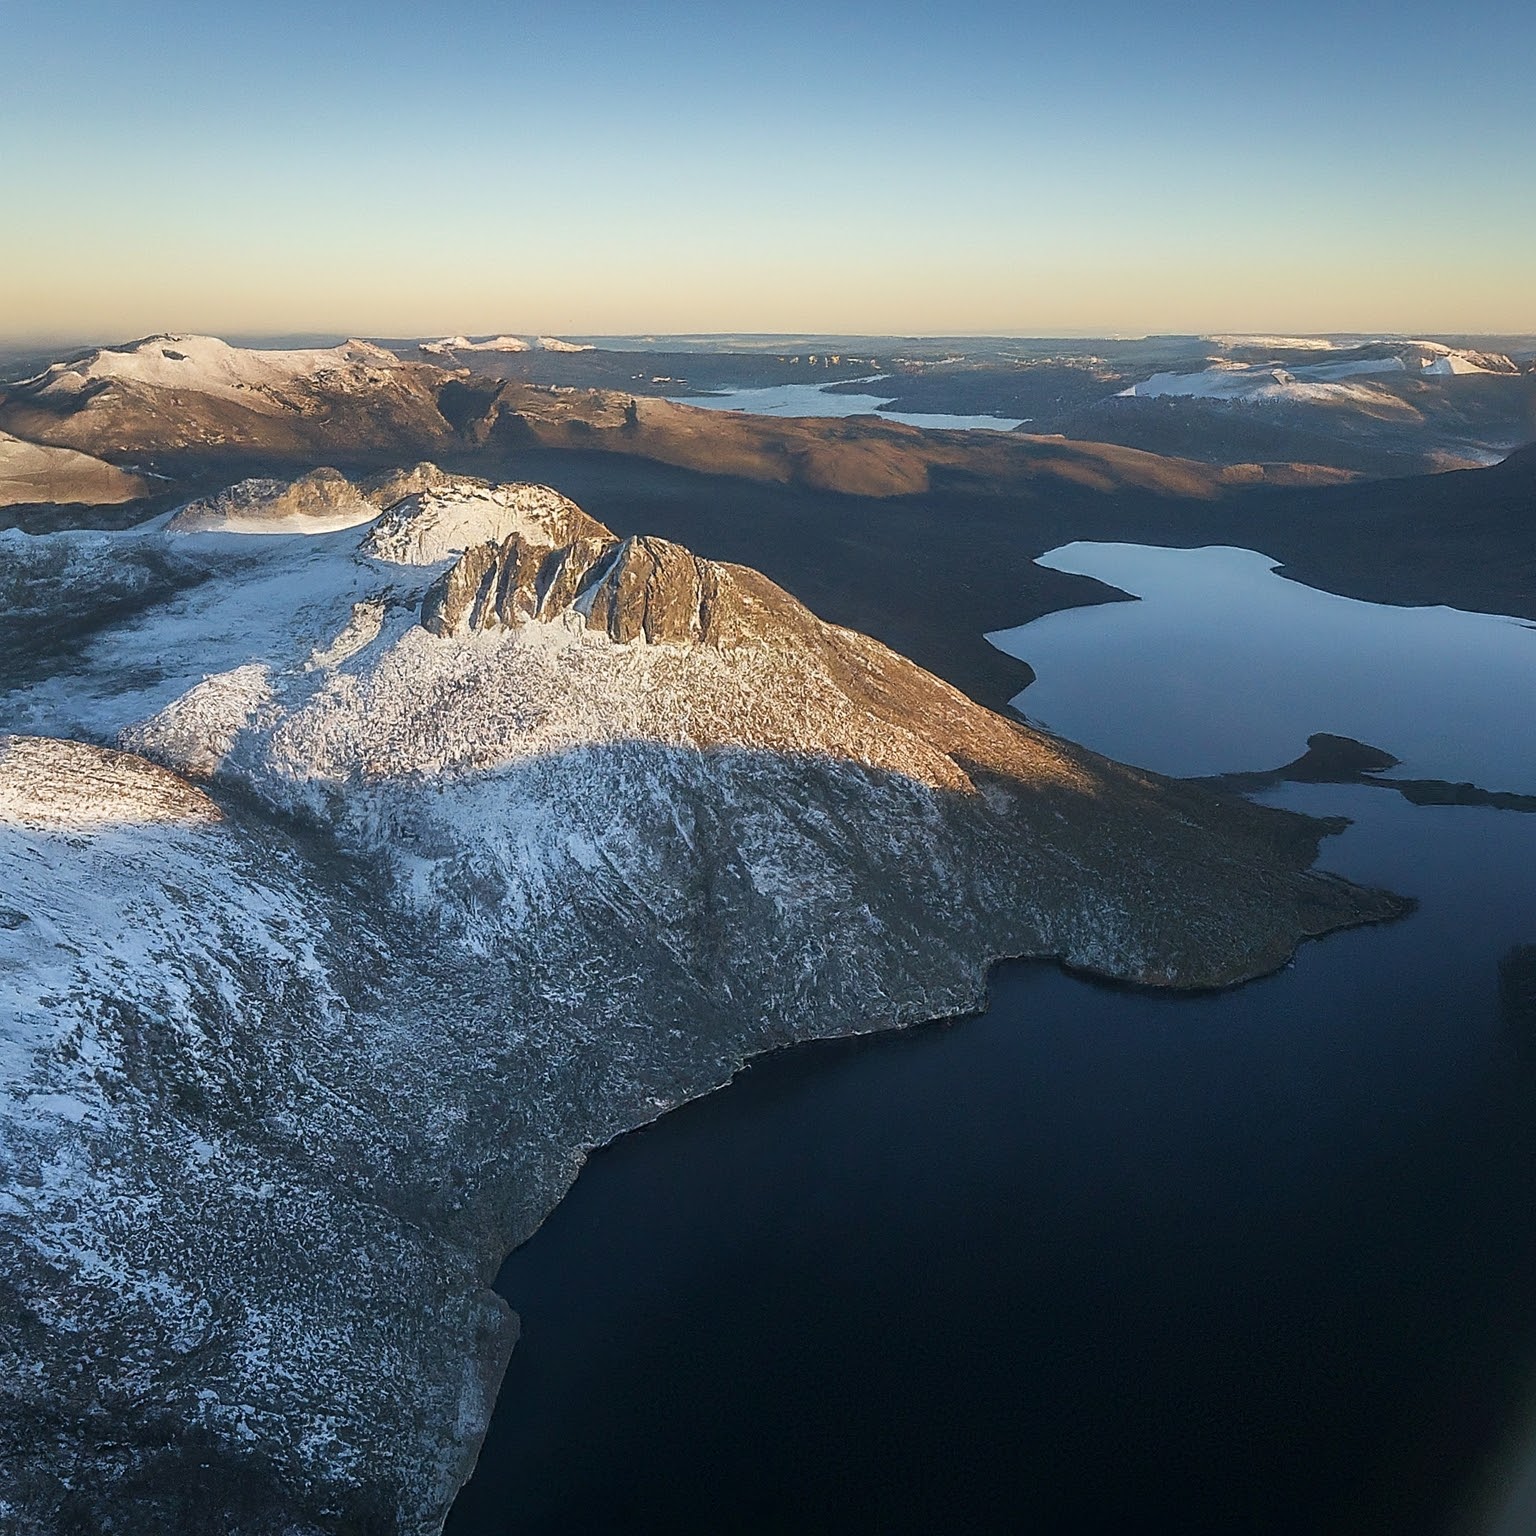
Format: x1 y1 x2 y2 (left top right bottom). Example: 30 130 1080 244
0 471 1409 1536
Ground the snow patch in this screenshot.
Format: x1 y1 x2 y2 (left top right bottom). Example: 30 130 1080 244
362 480 593 567
420 335 531 356
1209 335 1341 352
1421 350 1511 376
1118 359 1408 403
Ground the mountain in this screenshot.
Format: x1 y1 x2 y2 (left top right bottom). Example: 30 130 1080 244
164 464 382 535
419 336 532 357
0 469 1404 1535
0 335 455 459
2 333 1530 730
1037 338 1536 475
447 379 1346 497
5 334 1529 509
1116 341 1519 403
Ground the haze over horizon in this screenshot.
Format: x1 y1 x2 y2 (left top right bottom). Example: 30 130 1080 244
4 0 1535 341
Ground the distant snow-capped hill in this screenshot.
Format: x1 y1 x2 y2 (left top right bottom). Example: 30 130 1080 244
0 334 453 457
0 467 1405 1536
1119 357 1413 405
534 335 595 352
1209 334 1343 352
19 333 403 400
1415 345 1518 376
1126 339 1521 402
420 334 532 355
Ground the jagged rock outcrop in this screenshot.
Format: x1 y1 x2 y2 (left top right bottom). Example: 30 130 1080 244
358 460 464 510
0 470 1408 1536
422 531 733 645
582 535 724 644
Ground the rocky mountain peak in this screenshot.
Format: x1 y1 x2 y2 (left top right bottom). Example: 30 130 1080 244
362 477 607 566
421 529 737 646
356 459 465 509
167 466 378 534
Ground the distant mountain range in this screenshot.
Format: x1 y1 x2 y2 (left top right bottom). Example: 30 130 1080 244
5 332 1530 500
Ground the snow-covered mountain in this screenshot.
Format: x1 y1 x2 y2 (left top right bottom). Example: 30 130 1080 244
419 335 532 356
16 334 402 401
414 334 593 356
1416 342 1517 376
0 335 454 457
1120 340 1519 403
1118 357 1411 405
0 469 1404 1535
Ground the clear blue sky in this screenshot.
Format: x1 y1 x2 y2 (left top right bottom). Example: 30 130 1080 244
3 0 1533 339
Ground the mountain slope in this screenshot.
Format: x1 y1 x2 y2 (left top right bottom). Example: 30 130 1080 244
461 382 1346 497
0 472 1404 1535
0 433 147 507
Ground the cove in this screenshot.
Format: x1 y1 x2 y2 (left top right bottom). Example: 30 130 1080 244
448 549 1536 1535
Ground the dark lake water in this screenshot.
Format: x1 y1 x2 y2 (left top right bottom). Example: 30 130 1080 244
449 549 1536 1536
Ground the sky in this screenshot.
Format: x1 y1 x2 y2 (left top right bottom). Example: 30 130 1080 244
2 0 1534 342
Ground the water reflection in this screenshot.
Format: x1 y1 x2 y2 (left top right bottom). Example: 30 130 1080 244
670 381 1027 432
987 543 1536 791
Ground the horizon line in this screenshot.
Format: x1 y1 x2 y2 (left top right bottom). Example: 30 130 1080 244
6 327 1536 352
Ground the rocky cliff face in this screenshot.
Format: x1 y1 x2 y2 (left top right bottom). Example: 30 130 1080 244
0 469 1406 1536
421 529 750 647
